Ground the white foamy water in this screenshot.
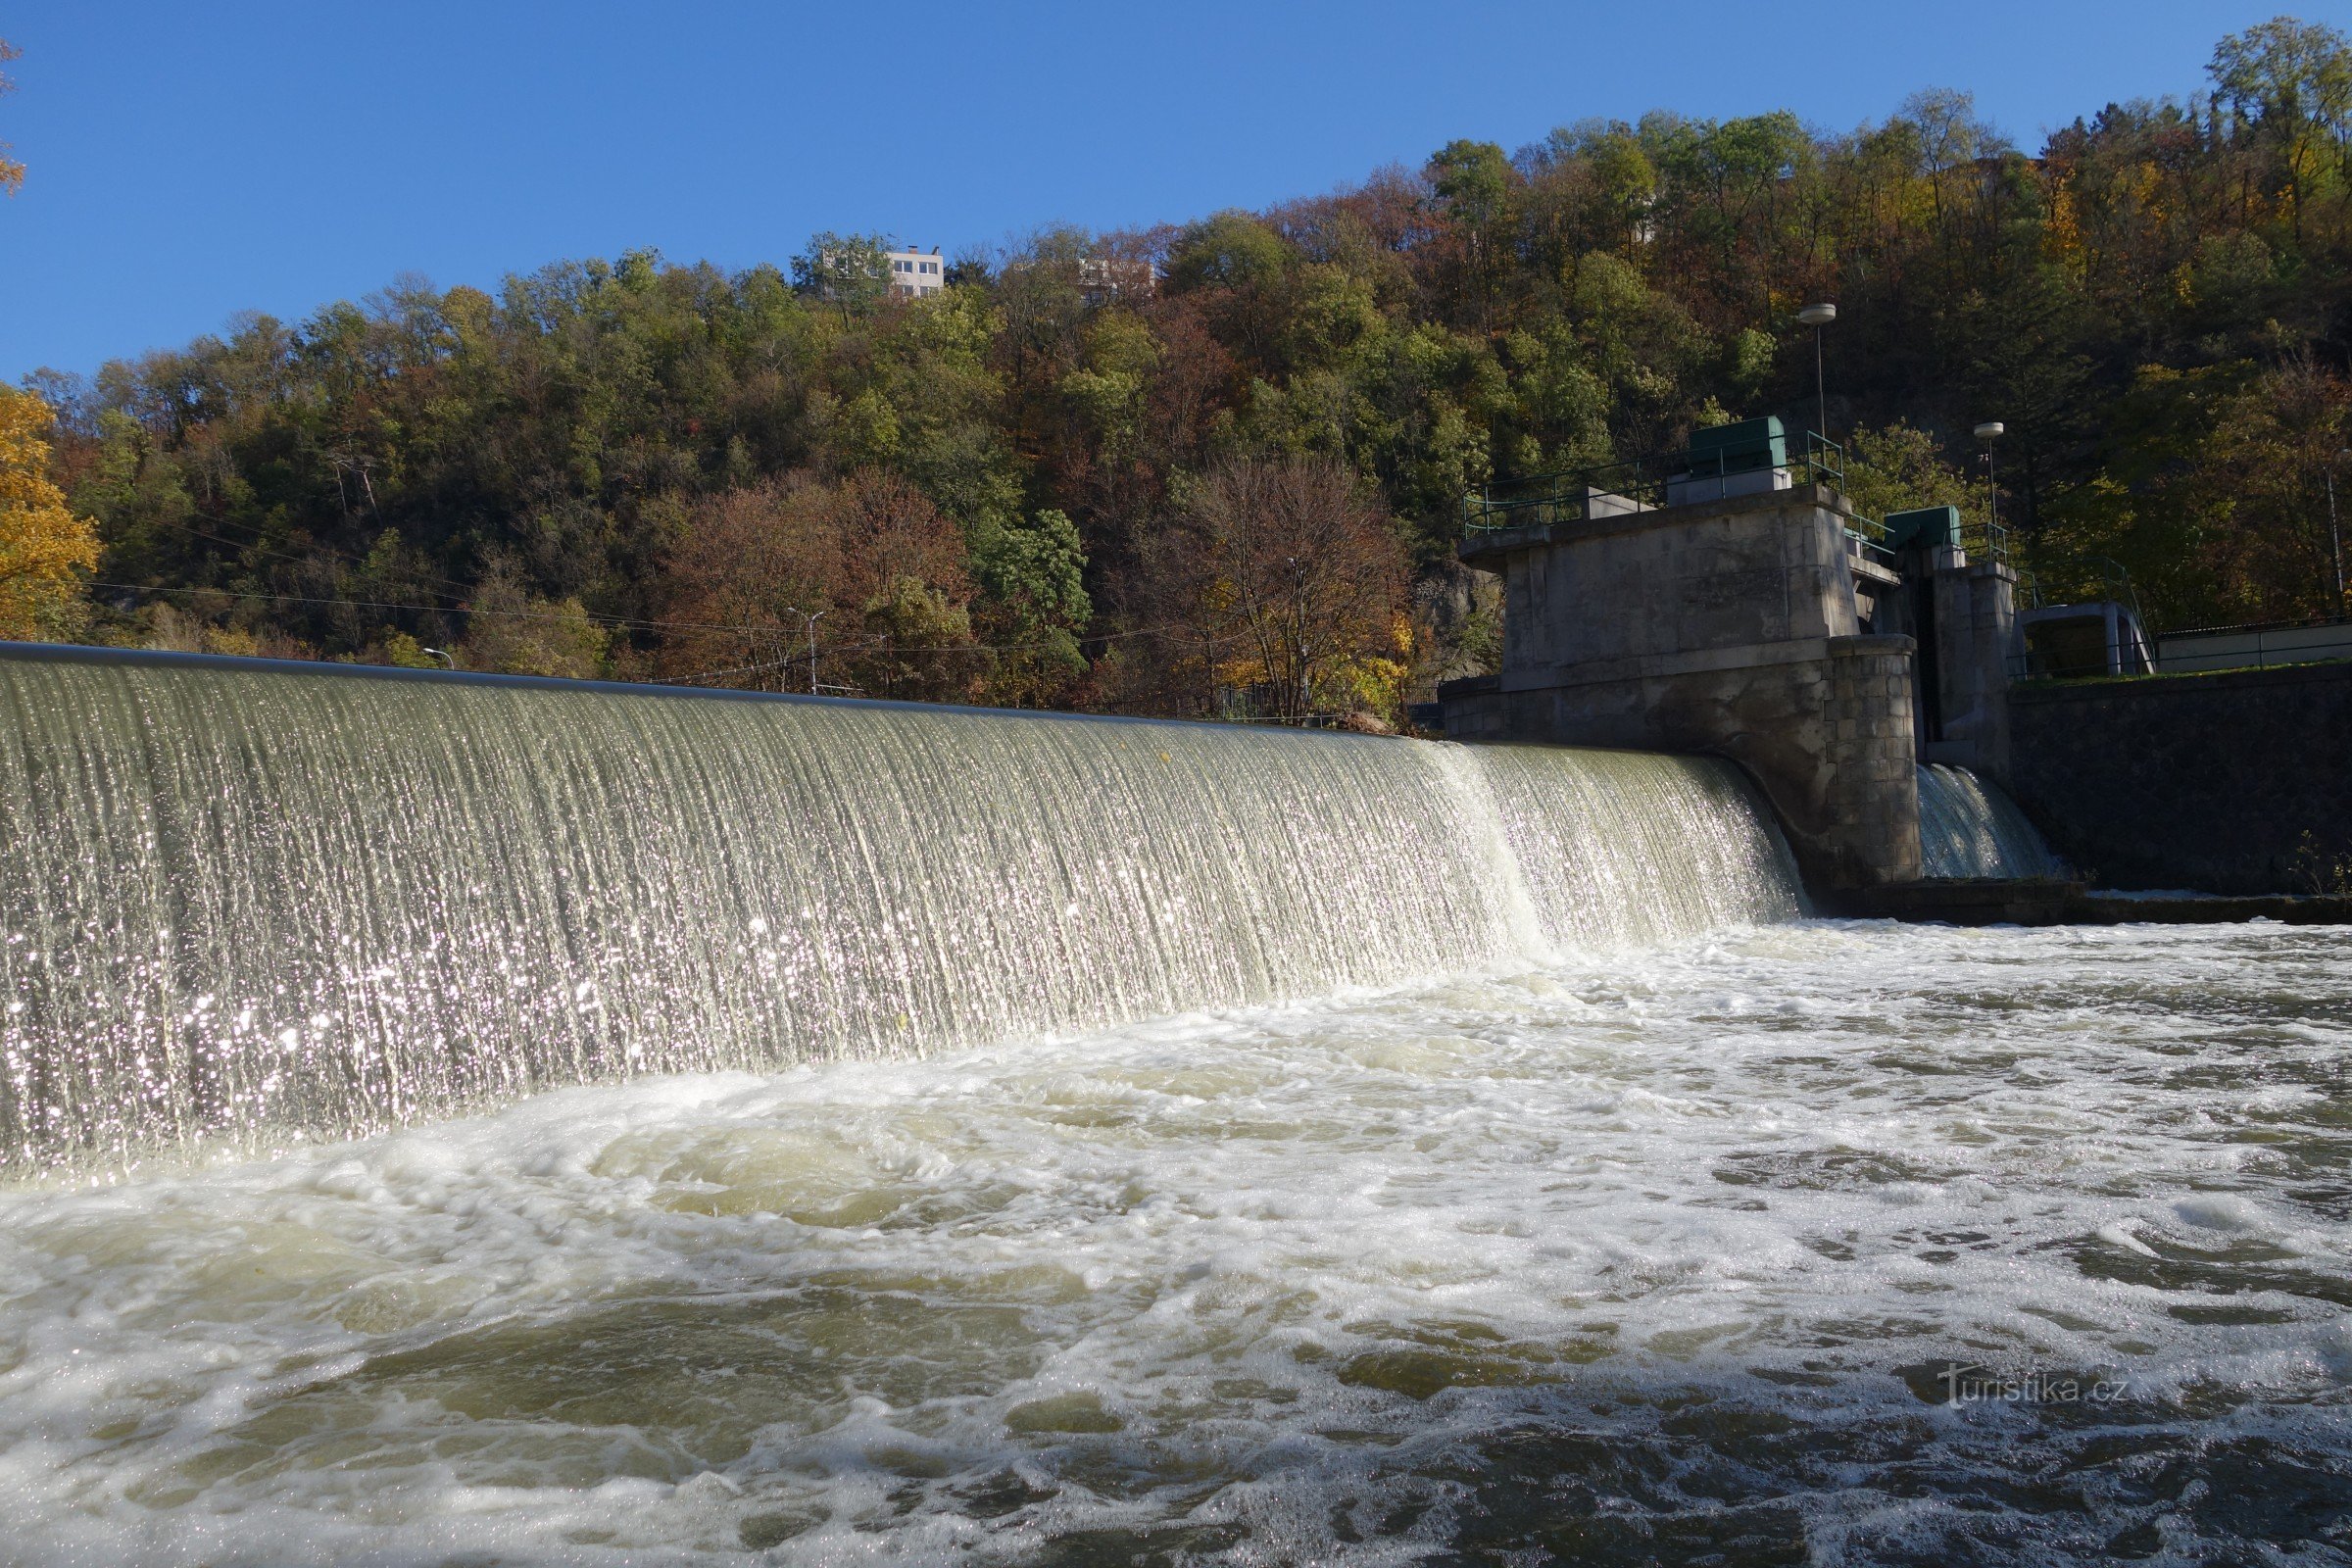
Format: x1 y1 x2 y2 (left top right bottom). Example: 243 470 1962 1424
2 920 2346 1566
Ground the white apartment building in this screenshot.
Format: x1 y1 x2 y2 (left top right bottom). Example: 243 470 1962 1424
887 247 947 298
1078 256 1156 305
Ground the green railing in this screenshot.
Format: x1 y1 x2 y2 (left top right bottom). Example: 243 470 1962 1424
1959 514 2012 568
1464 430 1852 532
1464 430 1894 567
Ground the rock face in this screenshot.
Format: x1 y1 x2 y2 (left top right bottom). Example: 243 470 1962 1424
1443 482 1921 891
2007 662 2352 894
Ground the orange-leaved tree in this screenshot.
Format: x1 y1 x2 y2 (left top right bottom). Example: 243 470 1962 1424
0 386 101 640
657 469 981 700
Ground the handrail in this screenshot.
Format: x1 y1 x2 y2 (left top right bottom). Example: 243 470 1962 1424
2155 610 2352 640
2013 629 2352 680
1960 516 2012 567
1464 430 1883 540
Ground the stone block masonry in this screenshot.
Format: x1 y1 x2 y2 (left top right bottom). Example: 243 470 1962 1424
2007 662 2352 894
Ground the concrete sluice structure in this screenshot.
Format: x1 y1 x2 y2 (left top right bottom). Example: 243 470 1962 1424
0 644 1802 1175
1443 424 2053 896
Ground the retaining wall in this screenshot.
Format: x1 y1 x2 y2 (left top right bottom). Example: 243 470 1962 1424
2006 662 2352 894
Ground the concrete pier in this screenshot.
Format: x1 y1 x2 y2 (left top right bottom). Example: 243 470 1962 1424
1442 481 1921 890
1439 436 2345 903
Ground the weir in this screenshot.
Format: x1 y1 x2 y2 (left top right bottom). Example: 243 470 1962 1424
0 645 1804 1173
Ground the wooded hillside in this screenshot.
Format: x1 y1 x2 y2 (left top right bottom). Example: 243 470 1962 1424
16 17 2352 718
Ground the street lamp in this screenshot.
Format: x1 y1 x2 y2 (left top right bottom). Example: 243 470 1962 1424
2329 450 2350 611
1796 303 1837 444
1974 421 2007 561
1974 418 2005 528
781 606 828 693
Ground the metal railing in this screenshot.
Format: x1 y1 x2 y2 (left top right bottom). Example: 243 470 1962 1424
2152 615 2352 675
1960 515 2012 568
2010 617 2352 680
1464 431 1898 568
1463 430 1855 533
1461 457 1652 533
1845 528 1899 573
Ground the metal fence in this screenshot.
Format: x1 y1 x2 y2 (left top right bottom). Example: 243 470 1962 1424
2154 617 2352 674
1463 431 1856 530
2011 616 2352 680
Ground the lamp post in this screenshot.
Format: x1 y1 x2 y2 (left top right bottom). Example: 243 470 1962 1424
1796 303 1837 445
2329 449 2349 610
780 606 828 693
1974 421 2005 552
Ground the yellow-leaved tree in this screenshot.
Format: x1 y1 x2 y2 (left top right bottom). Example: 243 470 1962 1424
0 386 101 640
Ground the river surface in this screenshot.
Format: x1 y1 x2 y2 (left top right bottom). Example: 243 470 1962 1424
2 919 2347 1565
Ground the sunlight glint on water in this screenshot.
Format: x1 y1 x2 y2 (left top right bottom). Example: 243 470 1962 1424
0 649 2341 1565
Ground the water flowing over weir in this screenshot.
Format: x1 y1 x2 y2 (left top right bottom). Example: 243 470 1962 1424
0 647 1799 1174
1916 762 2067 880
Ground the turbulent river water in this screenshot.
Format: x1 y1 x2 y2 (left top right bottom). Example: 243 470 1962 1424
3 919 2346 1566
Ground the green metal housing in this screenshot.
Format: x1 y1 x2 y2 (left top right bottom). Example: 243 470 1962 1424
1884 505 1960 552
1684 416 1787 475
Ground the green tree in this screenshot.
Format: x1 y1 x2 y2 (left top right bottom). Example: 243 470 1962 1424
792 231 892 318
1428 139 1513 330
2209 16 2352 240
457 562 612 678
973 507 1091 705
1840 421 1987 538
45 16 2352 695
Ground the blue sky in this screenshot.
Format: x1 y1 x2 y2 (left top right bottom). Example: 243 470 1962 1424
3 0 2342 379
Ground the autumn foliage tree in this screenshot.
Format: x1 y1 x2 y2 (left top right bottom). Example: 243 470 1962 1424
1137 457 1409 721
0 388 100 640
0 38 24 198
657 469 980 700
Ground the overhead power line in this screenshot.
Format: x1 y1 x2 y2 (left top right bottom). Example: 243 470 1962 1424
93 580 1243 662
